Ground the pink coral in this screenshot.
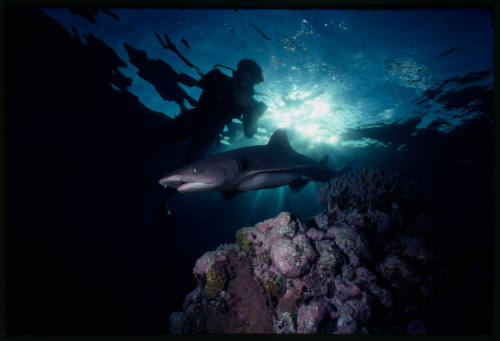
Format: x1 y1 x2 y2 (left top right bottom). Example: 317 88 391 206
297 300 327 333
193 248 227 279
248 212 298 254
306 227 326 241
270 234 316 278
170 170 443 335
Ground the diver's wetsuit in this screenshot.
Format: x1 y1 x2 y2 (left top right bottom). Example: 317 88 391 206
165 68 264 163
158 67 267 237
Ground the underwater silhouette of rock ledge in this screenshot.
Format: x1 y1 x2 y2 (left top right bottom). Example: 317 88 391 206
170 169 445 334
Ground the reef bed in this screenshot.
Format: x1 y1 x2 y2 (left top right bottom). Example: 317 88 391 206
170 169 446 334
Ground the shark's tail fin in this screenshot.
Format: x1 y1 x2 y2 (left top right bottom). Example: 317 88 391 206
320 154 329 164
337 160 356 176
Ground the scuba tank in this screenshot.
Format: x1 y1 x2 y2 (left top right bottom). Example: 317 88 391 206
213 64 237 73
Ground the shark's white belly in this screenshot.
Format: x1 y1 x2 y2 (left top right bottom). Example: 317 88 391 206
237 173 301 192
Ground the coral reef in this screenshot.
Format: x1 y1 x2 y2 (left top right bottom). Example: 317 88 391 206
170 169 444 334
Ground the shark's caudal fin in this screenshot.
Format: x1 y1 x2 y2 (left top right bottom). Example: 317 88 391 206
268 129 294 150
337 160 356 176
320 154 329 164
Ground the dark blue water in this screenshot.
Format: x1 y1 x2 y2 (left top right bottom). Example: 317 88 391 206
45 9 493 128
42 6 493 247
7 8 494 334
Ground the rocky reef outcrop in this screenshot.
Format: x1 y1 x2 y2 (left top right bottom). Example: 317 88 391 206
170 169 445 334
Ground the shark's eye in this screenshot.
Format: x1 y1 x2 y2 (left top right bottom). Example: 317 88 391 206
193 167 199 174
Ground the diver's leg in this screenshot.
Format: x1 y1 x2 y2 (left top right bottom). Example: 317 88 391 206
178 72 198 87
185 95 198 108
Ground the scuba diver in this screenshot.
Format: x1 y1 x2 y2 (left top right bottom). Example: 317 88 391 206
157 59 268 237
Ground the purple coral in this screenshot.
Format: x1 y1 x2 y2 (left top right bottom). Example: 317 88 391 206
297 300 328 333
169 169 444 334
270 234 316 278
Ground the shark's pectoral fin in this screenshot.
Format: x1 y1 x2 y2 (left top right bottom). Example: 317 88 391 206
289 180 308 193
221 190 242 200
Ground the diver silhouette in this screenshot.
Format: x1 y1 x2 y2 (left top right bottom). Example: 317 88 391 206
124 43 198 112
157 59 268 238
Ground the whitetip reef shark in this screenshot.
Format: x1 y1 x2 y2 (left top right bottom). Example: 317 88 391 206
159 128 353 199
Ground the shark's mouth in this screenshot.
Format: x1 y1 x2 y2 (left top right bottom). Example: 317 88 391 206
177 182 208 192
158 175 215 193
159 176 182 189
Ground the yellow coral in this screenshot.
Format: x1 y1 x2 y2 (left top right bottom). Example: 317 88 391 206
256 252 271 263
205 268 224 299
264 279 278 295
235 228 252 253
263 276 285 297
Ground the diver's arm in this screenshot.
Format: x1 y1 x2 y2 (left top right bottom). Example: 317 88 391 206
243 100 267 138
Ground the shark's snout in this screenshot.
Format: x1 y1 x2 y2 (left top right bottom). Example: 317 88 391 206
158 173 217 193
158 174 183 189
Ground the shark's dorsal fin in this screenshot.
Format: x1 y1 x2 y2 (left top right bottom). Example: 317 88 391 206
268 129 294 150
320 154 329 164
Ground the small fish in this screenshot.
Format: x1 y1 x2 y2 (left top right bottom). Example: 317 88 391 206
248 20 271 41
439 47 461 57
181 37 191 50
